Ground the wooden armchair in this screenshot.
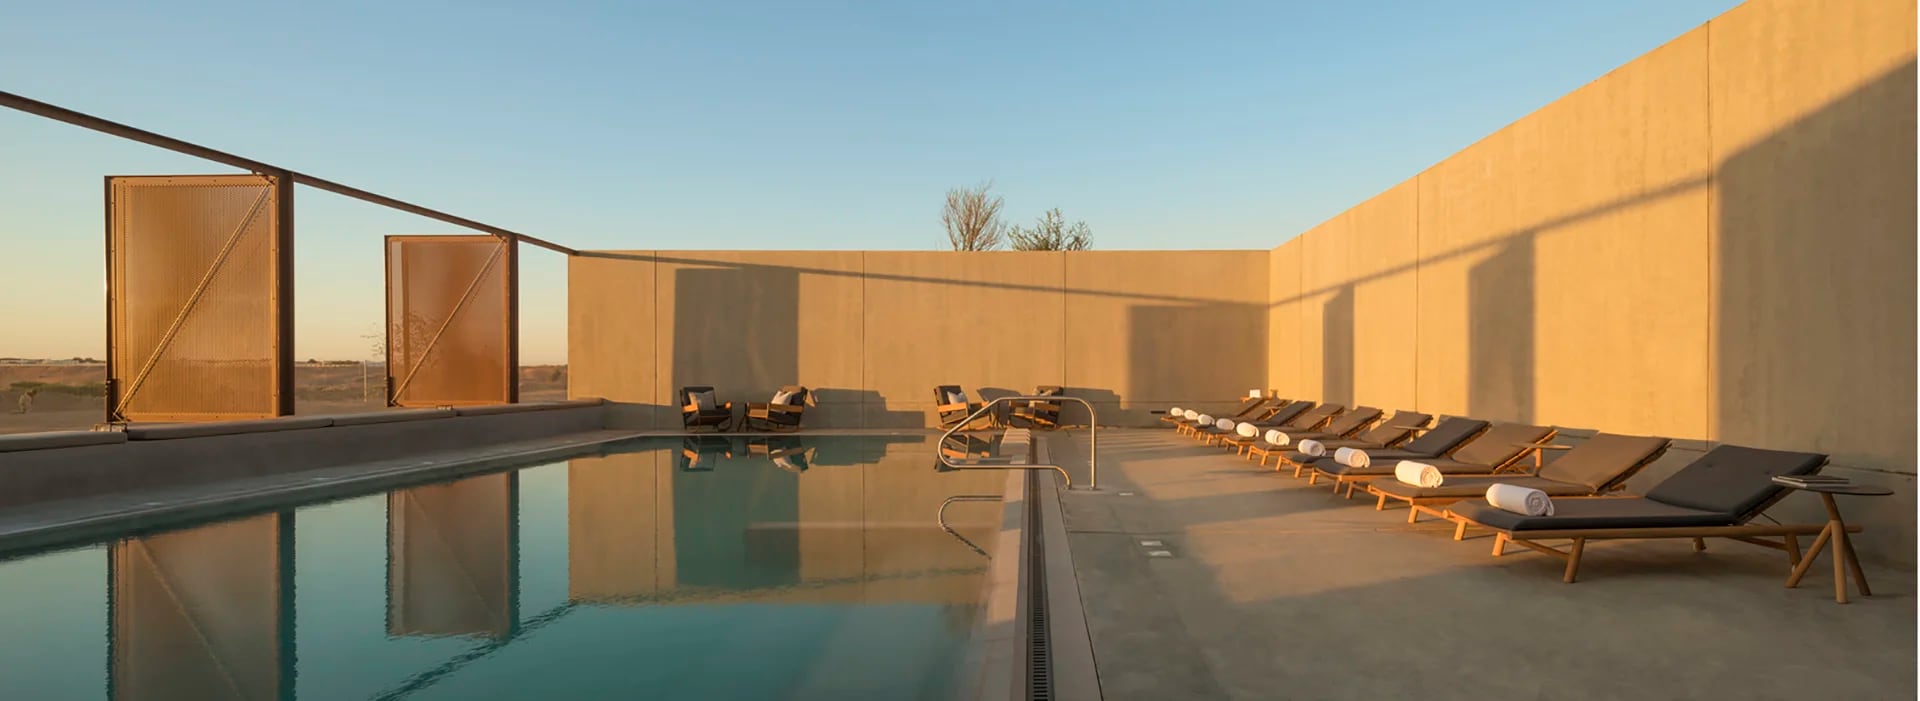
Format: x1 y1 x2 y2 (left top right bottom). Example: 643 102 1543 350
935 385 988 430
680 386 734 432
744 385 813 432
1009 385 1064 429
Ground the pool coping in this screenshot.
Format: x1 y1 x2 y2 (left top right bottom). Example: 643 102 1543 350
0 429 643 556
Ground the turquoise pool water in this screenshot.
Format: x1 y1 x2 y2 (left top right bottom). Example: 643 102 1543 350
0 435 1010 700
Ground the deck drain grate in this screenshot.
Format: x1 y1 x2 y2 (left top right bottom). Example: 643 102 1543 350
1026 471 1054 701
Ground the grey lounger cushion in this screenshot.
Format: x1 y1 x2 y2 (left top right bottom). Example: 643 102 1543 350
1642 444 1826 516
1252 401 1314 427
1369 475 1592 499
1450 497 1731 531
1533 433 1670 490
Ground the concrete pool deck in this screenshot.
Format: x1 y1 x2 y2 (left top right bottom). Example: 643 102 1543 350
1042 429 1916 700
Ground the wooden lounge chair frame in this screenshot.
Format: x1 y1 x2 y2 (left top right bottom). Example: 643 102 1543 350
1446 466 1842 584
1366 439 1669 525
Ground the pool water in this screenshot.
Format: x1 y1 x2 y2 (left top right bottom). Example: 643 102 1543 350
0 435 1010 700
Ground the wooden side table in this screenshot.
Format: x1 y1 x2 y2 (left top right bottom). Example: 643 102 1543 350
1781 482 1892 604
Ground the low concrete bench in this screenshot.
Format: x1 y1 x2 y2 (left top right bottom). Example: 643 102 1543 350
0 430 128 453
124 417 334 441
453 398 605 417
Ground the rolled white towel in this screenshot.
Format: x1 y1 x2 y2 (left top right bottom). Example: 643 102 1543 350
1183 409 1200 421
1196 414 1213 426
1394 460 1444 488
1235 422 1257 438
1170 405 1182 416
1486 484 1555 516
1214 418 1234 431
1334 447 1371 468
1262 429 1286 446
1297 439 1327 457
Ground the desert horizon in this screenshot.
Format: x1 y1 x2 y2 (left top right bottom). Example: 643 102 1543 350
1 360 569 435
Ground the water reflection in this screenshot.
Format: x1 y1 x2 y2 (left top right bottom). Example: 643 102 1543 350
110 512 293 701
5 436 1006 700
386 473 519 639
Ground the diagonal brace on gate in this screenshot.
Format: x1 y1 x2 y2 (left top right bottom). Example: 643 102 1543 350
116 187 272 415
389 241 507 403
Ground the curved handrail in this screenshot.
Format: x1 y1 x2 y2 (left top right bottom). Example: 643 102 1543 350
937 395 1098 490
937 495 1001 558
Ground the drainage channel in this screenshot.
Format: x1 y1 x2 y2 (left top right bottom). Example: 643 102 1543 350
1025 468 1055 700
1016 432 1101 701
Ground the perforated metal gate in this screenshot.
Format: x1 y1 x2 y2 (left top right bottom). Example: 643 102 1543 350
385 235 518 407
106 174 293 422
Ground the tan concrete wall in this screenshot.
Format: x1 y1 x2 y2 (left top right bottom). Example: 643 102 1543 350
1064 251 1269 424
1262 0 1917 562
571 250 1269 428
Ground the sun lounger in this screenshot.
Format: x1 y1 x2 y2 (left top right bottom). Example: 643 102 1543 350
1366 432 1670 523
1235 406 1382 459
1265 411 1433 473
1444 445 1830 583
1314 422 1553 496
1220 403 1353 453
1198 401 1324 445
1192 399 1309 441
1291 415 1483 480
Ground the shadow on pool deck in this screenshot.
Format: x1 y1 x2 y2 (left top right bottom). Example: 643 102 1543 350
1044 429 1916 701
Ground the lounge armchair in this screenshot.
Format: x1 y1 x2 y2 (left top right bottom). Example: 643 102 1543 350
1366 432 1670 524
1264 410 1433 473
935 385 989 430
1445 445 1830 583
1314 422 1554 496
679 386 735 432
1008 386 1064 429
744 385 813 432
1239 406 1383 462
1298 416 1489 484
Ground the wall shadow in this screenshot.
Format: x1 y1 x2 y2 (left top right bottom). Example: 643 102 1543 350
1714 60 1917 561
1467 237 1535 423
672 267 799 426
1320 286 1355 406
1127 303 1266 423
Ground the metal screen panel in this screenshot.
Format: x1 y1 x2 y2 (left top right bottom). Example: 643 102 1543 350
386 235 517 407
107 174 292 421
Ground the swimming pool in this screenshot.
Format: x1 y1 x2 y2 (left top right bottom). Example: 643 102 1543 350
0 434 1013 700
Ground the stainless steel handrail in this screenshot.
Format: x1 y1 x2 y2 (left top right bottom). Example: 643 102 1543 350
937 395 1098 490
937 495 1001 558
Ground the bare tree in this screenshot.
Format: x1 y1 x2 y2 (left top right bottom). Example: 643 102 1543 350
941 182 1007 251
1008 208 1092 251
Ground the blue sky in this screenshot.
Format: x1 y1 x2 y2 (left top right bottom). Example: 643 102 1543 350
1 0 1740 362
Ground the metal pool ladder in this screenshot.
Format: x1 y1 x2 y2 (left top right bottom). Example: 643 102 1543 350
936 395 1098 490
